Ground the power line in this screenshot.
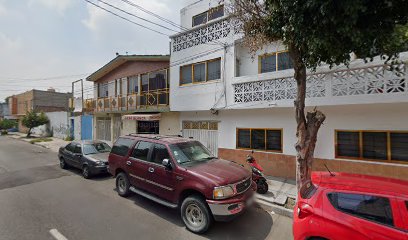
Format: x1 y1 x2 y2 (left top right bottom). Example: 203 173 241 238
120 0 188 31
0 73 90 82
84 0 170 36
95 0 179 32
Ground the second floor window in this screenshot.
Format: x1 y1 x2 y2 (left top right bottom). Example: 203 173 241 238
98 83 109 98
128 76 138 94
180 58 221 85
192 5 224 27
259 51 293 73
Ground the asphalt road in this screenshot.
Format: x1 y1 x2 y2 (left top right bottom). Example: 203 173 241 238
0 136 293 240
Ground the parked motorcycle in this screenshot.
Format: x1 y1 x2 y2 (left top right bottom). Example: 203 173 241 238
246 152 269 194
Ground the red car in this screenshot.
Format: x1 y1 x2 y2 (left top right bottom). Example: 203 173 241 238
108 135 255 233
293 171 408 240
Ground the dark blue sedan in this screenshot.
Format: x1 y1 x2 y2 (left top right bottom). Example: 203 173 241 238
58 140 111 178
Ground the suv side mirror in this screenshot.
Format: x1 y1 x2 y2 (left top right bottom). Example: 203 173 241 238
162 159 172 170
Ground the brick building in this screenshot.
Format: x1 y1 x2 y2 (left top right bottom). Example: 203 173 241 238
8 89 71 132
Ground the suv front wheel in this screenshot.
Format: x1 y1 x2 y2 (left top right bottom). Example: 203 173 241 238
181 195 213 234
116 172 131 197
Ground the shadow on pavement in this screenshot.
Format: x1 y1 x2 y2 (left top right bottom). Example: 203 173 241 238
120 190 273 238
63 167 112 181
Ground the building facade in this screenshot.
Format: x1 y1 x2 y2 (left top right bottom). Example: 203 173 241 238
170 0 408 180
8 89 71 133
85 55 180 144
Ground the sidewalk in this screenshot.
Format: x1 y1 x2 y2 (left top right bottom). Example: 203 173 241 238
255 176 297 218
7 132 70 152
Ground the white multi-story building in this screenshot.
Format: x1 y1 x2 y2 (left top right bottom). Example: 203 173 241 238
170 0 408 181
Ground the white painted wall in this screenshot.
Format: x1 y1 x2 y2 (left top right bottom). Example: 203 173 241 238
32 112 69 139
180 103 408 161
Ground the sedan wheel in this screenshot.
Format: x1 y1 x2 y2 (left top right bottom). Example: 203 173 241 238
82 165 91 179
60 158 67 169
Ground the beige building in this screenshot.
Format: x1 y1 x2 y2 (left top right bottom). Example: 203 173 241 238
85 55 180 143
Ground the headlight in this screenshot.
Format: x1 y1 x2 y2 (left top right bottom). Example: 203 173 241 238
213 185 234 199
96 161 105 166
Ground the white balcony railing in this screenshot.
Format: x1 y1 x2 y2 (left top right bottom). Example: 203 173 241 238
171 17 240 52
233 63 407 105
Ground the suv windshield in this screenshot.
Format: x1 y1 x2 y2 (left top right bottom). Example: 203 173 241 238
83 142 111 155
169 141 215 165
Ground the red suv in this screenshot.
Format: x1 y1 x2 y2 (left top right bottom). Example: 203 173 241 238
108 135 255 233
293 171 408 240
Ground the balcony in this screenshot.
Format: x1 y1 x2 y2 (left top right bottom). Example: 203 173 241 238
84 90 169 113
171 17 240 53
232 62 407 108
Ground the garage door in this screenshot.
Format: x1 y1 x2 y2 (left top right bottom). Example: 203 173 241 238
182 121 219 157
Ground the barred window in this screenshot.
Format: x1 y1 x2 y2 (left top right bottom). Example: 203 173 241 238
237 128 282 152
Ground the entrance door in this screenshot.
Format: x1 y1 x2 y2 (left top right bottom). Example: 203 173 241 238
182 121 219 156
81 115 93 140
96 117 111 142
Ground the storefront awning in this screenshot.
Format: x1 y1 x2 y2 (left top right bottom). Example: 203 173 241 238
122 113 161 121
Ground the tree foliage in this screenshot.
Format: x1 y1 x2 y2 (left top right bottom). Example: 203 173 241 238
234 0 408 68
0 119 15 130
21 111 49 137
232 0 408 190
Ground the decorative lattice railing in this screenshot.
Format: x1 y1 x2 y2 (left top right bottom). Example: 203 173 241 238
233 63 407 104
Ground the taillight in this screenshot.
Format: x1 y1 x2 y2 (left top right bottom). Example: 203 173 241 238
297 202 314 219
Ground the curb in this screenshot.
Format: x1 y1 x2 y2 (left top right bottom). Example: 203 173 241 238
7 135 51 149
256 198 294 219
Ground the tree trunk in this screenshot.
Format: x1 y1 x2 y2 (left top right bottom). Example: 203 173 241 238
27 128 32 138
289 45 326 191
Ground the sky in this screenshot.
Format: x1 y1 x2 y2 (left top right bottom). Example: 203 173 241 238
0 0 188 101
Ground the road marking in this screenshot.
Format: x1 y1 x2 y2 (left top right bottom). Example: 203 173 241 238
49 229 68 240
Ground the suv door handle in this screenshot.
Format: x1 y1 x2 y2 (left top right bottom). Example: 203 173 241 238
126 161 132 166
148 167 154 173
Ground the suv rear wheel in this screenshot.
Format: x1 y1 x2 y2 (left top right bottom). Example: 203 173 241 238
116 172 131 197
181 195 212 234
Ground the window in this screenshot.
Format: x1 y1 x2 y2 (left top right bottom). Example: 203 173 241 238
131 141 153 161
260 55 276 73
192 5 224 27
362 132 387 160
98 83 109 98
193 63 206 82
148 70 167 91
128 76 138 94
151 144 170 165
390 133 408 161
83 142 111 155
336 131 360 158
327 192 394 227
259 51 293 73
192 12 207 27
65 143 75 152
208 5 224 21
179 58 221 85
73 145 82 154
141 74 149 92
207 59 221 80
111 138 136 157
237 128 282 152
181 65 193 84
335 130 408 162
